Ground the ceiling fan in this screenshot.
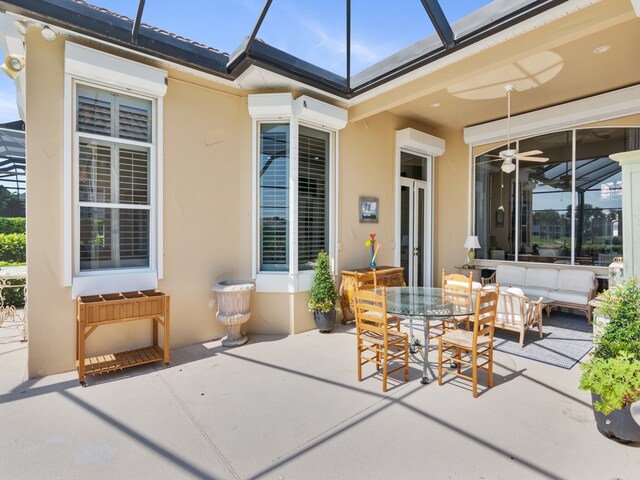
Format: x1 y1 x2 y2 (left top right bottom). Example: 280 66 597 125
481 84 549 173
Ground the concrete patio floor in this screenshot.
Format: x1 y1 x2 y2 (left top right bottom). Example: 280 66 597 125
1 316 638 480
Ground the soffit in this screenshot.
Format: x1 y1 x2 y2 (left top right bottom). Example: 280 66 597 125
358 0 639 128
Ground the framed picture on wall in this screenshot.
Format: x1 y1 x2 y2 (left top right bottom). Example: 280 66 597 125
359 196 379 223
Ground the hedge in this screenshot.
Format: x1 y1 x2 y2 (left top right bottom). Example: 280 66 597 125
0 217 25 234
0 233 26 263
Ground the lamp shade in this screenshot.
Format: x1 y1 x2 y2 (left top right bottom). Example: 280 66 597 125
501 161 516 173
464 235 481 249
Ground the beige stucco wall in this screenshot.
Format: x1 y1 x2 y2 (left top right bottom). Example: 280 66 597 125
432 128 469 282
25 32 72 377
339 112 436 271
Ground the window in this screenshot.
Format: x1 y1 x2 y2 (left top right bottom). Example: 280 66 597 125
259 123 289 272
474 127 639 266
249 94 346 292
258 123 331 273
75 85 154 273
298 126 330 271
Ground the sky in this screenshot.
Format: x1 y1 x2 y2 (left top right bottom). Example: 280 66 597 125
0 0 494 123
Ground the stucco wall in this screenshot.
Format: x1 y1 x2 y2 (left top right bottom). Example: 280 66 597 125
432 129 469 282
25 32 72 377
339 112 435 271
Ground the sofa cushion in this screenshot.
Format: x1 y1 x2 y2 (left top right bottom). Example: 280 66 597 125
525 268 559 290
496 265 526 287
556 269 595 294
522 286 553 299
548 290 590 306
446 279 483 291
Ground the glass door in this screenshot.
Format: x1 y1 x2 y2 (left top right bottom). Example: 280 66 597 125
400 177 429 286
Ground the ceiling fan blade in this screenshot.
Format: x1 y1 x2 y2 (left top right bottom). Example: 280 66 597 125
476 158 503 165
516 150 543 157
517 156 549 162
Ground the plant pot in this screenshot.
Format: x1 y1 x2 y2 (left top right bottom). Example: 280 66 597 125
313 310 336 333
592 393 640 444
211 280 255 347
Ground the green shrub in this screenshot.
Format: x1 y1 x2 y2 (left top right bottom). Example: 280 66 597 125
308 250 338 313
580 352 640 415
595 278 640 359
0 217 25 234
0 233 26 263
579 278 640 414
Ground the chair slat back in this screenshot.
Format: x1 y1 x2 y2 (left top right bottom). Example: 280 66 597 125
355 271 377 292
473 285 499 342
442 269 474 309
354 287 389 337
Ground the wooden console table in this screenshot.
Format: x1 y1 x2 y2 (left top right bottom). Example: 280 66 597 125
339 266 405 322
76 290 170 384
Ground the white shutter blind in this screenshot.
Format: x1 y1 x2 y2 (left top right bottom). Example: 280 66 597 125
77 85 152 142
117 98 152 142
119 147 149 205
119 209 150 266
298 126 329 270
77 89 112 136
76 85 152 272
79 141 112 203
259 124 289 272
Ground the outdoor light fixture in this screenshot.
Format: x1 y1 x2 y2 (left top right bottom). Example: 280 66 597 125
0 54 25 79
464 235 481 265
12 20 28 35
41 26 57 41
501 159 516 173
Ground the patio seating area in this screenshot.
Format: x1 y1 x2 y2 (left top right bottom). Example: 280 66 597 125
1 313 638 480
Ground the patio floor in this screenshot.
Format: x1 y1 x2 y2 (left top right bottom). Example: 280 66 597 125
1 315 638 479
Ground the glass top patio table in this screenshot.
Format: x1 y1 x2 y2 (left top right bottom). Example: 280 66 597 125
384 287 474 318
382 287 476 384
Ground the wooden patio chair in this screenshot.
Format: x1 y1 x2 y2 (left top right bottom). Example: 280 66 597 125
430 269 477 338
437 285 500 398
354 287 409 392
354 271 400 330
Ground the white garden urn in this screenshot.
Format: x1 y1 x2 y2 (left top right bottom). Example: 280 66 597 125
211 280 255 347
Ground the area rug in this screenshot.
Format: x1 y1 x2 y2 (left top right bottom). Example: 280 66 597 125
493 313 593 369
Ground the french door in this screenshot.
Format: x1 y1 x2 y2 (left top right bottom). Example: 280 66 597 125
399 178 431 286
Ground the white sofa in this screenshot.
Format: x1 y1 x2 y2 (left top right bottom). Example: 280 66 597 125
483 265 597 323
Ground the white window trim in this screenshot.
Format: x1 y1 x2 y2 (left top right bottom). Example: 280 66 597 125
249 93 346 293
63 43 167 296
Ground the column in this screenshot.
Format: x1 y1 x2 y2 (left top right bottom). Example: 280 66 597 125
610 150 640 278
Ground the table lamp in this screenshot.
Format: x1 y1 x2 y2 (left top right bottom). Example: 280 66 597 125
464 235 481 265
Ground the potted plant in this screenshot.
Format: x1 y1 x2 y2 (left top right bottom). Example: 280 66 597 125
308 250 338 333
579 277 640 443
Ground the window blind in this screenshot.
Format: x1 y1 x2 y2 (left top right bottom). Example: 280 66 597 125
298 127 329 270
77 85 152 142
259 124 289 271
76 85 152 273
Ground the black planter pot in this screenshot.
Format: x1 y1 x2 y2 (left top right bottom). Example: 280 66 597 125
313 310 336 333
592 393 640 444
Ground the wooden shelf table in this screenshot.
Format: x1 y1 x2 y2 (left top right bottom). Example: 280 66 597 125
76 290 170 384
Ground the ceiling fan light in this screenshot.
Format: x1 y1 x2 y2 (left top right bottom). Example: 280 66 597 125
501 161 516 174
